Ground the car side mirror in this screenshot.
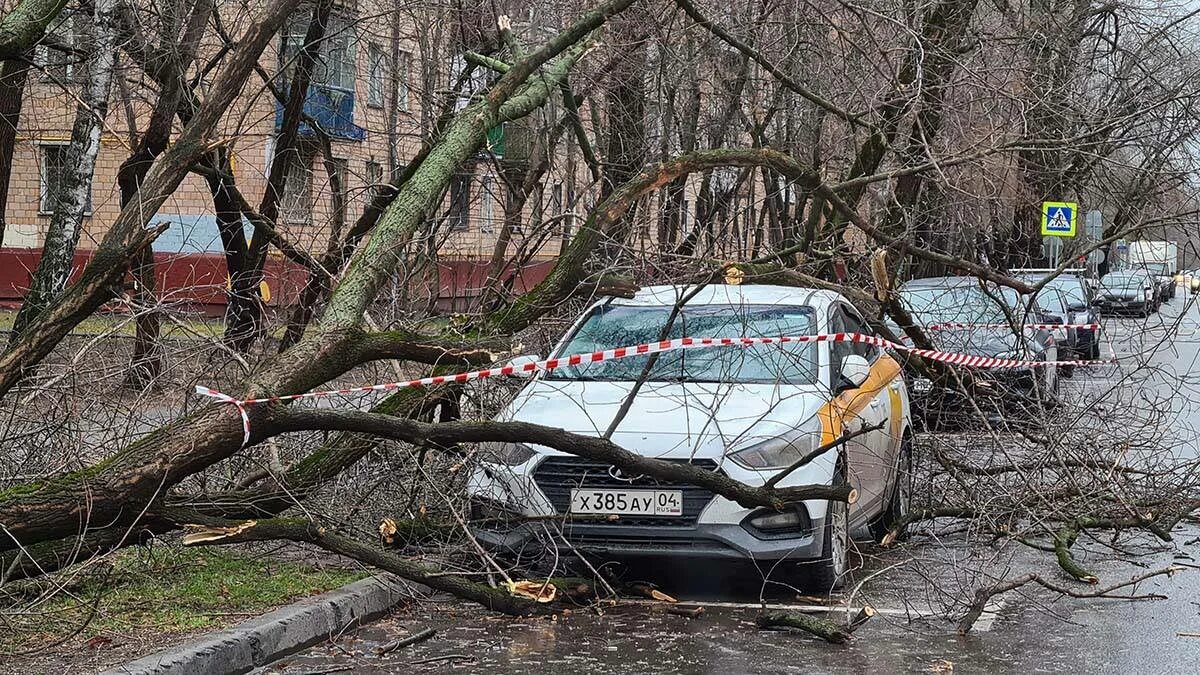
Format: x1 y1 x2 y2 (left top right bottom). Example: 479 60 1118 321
838 355 871 391
506 354 542 378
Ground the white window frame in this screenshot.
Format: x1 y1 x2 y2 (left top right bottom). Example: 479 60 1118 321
367 43 385 107
35 14 83 83
38 141 93 216
397 49 411 111
480 175 494 233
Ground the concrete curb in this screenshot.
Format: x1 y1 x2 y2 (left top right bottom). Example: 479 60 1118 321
104 574 407 675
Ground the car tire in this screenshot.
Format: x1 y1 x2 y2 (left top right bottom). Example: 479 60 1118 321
799 469 850 593
869 435 913 543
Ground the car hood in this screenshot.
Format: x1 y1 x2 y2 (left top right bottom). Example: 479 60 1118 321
501 380 830 460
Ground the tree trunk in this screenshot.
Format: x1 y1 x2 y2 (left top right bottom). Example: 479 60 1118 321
9 0 115 341
122 0 213 388
0 57 28 247
0 0 306 400
225 0 330 351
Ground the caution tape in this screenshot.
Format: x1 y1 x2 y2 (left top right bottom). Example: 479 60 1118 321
925 322 1100 331
197 331 1116 447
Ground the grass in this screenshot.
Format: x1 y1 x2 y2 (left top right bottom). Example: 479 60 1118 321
2 545 366 653
0 309 222 339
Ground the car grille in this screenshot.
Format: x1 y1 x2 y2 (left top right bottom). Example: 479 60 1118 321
532 456 719 528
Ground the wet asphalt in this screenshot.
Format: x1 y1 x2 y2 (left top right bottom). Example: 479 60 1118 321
259 292 1200 675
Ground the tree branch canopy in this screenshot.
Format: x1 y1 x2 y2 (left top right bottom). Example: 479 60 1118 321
0 0 68 61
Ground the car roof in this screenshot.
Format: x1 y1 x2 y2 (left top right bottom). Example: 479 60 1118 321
900 276 998 290
609 284 839 309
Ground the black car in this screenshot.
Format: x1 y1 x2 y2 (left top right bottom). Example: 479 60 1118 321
895 277 1061 425
1096 271 1156 316
1016 273 1101 362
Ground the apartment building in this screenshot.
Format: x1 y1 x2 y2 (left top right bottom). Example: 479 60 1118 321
0 1 585 310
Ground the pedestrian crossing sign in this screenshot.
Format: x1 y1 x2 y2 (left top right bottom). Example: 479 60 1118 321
1041 201 1077 237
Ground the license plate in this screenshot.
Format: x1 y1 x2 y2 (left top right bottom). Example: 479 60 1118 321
569 489 683 516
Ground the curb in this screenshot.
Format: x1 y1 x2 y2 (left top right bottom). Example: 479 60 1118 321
104 574 407 675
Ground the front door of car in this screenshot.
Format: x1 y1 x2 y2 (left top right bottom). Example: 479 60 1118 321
830 306 893 518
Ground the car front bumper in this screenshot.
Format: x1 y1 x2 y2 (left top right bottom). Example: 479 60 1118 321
466 455 837 564
470 517 825 562
1096 297 1147 312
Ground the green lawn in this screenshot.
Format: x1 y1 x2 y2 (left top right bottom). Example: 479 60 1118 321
0 309 223 339
3 545 366 653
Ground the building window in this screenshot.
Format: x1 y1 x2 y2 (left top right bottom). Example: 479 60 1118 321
480 176 494 234
367 43 385 107
448 174 470 230
365 160 383 199
279 150 313 224
281 13 356 91
39 144 92 214
397 50 411 110
36 14 84 82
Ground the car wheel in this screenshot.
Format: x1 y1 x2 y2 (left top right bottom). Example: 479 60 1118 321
799 469 850 593
869 435 913 544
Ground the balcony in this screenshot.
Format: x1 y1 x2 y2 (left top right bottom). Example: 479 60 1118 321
274 84 365 142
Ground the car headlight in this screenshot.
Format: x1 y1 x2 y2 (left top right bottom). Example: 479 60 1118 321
479 441 537 466
728 426 821 470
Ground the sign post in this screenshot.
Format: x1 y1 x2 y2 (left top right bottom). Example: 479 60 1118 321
1041 201 1077 267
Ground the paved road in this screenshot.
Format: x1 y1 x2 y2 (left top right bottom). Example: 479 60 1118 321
261 293 1200 674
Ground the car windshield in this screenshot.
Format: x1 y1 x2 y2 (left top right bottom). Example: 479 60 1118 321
547 304 819 384
1020 276 1089 309
900 284 1023 325
1102 274 1143 291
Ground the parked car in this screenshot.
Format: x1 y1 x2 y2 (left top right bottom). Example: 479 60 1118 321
468 285 913 591
1015 272 1101 361
1126 240 1178 301
895 277 1060 422
1136 262 1175 302
1096 271 1157 316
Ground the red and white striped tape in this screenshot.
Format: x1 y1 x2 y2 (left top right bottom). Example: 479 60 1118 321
926 322 1100 331
197 330 1114 446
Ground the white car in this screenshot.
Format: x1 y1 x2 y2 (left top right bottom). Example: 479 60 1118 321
467 285 913 590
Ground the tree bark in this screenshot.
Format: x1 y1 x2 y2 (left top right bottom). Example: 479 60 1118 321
0 0 68 60
0 57 28 247
9 0 116 341
226 0 331 351
121 0 214 388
